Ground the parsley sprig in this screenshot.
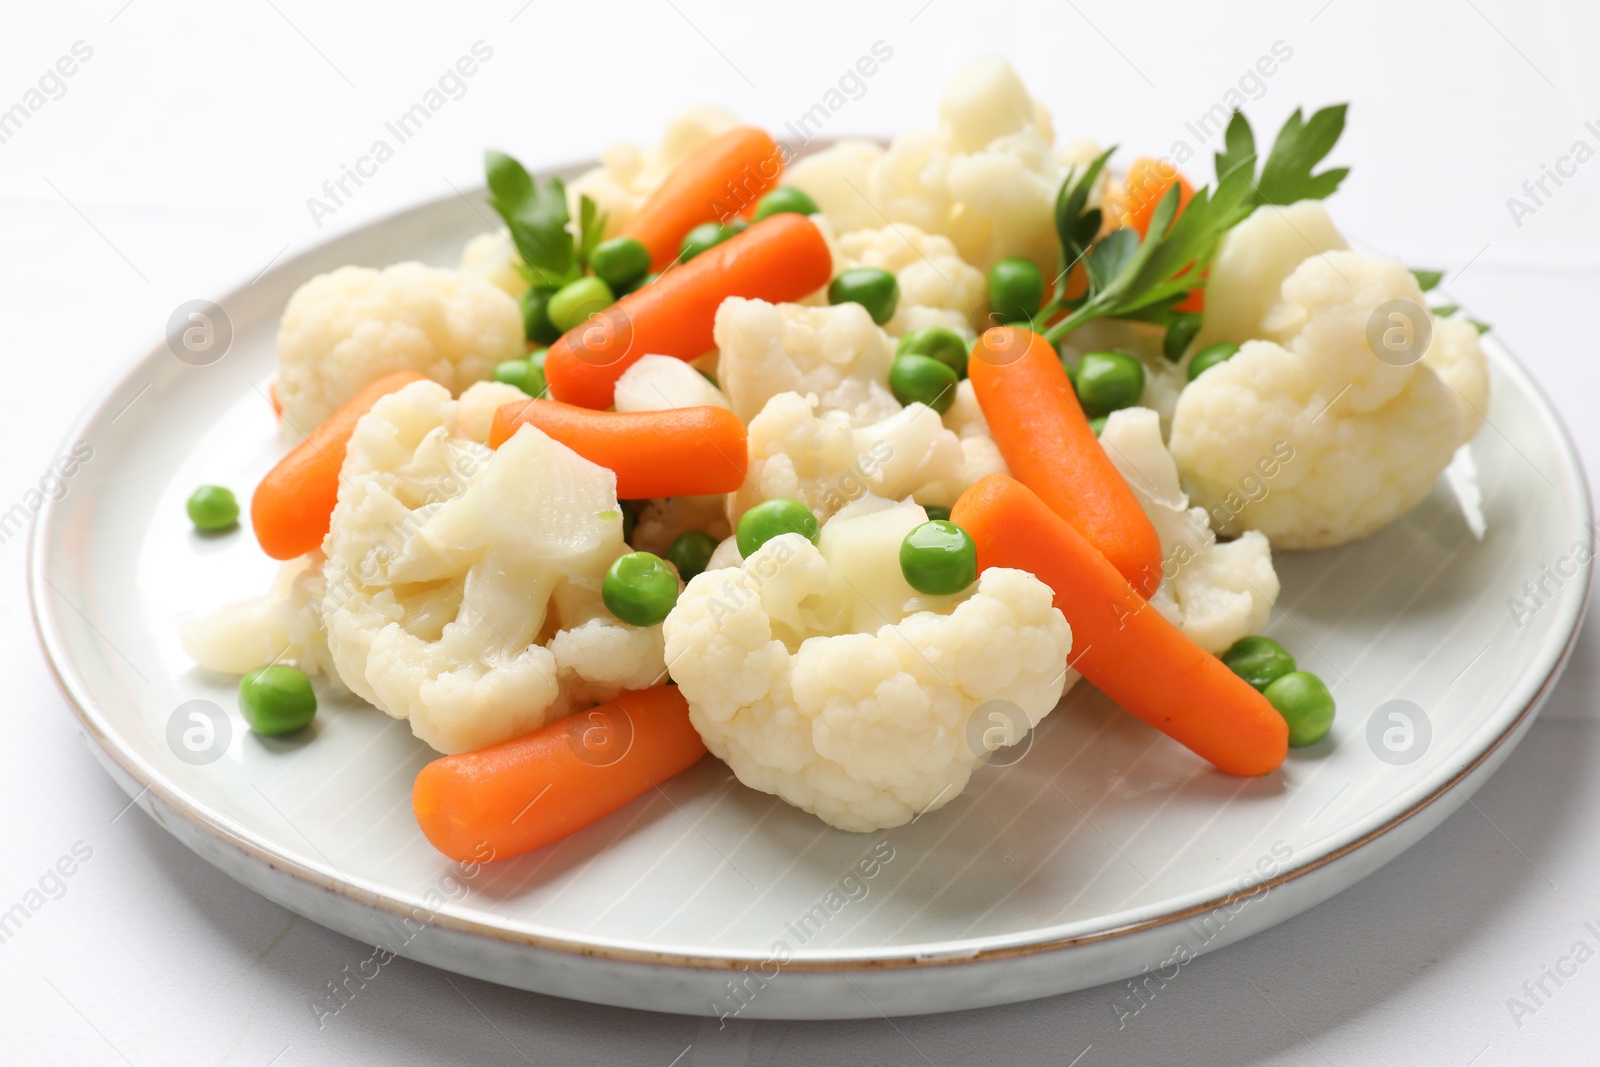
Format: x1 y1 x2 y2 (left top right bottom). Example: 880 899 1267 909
484 149 606 290
1039 105 1350 345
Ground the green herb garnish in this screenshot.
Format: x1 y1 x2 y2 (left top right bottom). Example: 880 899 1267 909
484 149 577 289
1039 105 1350 344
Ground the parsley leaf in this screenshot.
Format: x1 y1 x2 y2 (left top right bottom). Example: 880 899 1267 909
1041 102 1351 342
484 149 577 289
1410 268 1444 292
1215 106 1349 207
1431 304 1459 317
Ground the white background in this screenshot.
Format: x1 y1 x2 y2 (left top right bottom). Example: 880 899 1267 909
4 1 1599 1063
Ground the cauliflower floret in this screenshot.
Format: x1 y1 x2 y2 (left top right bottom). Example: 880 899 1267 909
663 497 1074 831
733 392 966 524
613 353 732 412
321 380 665 753
630 494 732 557
454 380 528 445
715 298 900 426
566 105 741 237
276 263 524 434
1423 316 1491 439
1098 408 1278 652
834 224 986 329
864 56 1088 274
179 553 339 681
1170 251 1467 550
459 232 528 300
1194 201 1350 351
785 139 886 233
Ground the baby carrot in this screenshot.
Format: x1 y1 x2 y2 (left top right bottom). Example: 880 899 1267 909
1123 157 1196 238
968 327 1163 596
544 212 832 410
952 474 1287 776
620 125 785 271
250 370 425 560
1122 159 1205 313
490 399 747 498
412 685 707 863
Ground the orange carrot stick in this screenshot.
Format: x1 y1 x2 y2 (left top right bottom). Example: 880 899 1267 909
490 399 747 498
1123 157 1196 238
250 370 426 560
1123 158 1205 313
952 475 1287 776
545 212 832 410
968 327 1163 597
620 126 785 271
412 685 707 863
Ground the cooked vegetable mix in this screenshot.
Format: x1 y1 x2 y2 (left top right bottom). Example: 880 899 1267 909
182 57 1488 853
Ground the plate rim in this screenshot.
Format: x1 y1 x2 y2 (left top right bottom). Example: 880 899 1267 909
28 180 1596 974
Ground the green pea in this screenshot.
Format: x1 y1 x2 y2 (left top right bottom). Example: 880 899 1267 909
923 505 951 522
187 485 239 532
1089 416 1107 437
828 267 899 325
1163 313 1202 363
526 347 548 397
899 520 977 596
520 285 561 344
1074 351 1146 416
603 551 680 627
896 326 969 378
492 358 537 396
987 257 1044 325
547 276 615 333
736 498 820 558
1263 671 1336 747
666 530 719 582
889 354 959 414
753 187 820 221
1187 341 1240 381
1221 635 1297 692
589 236 650 291
238 666 316 736
680 222 734 262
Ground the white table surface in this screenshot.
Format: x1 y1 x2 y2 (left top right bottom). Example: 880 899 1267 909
5 1 1598 1063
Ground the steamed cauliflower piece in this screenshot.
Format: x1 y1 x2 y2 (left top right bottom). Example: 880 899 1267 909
566 105 741 237
459 232 528 300
1099 408 1278 652
180 553 338 681
790 57 1084 274
1194 201 1349 351
663 498 1073 832
614 354 732 412
833 224 986 330
715 298 901 426
1171 251 1469 550
321 380 665 754
276 263 524 433
733 392 967 524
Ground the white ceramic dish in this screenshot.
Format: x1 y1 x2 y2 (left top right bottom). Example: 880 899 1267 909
30 177 1591 1020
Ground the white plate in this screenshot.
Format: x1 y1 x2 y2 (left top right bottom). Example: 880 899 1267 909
30 179 1592 1020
